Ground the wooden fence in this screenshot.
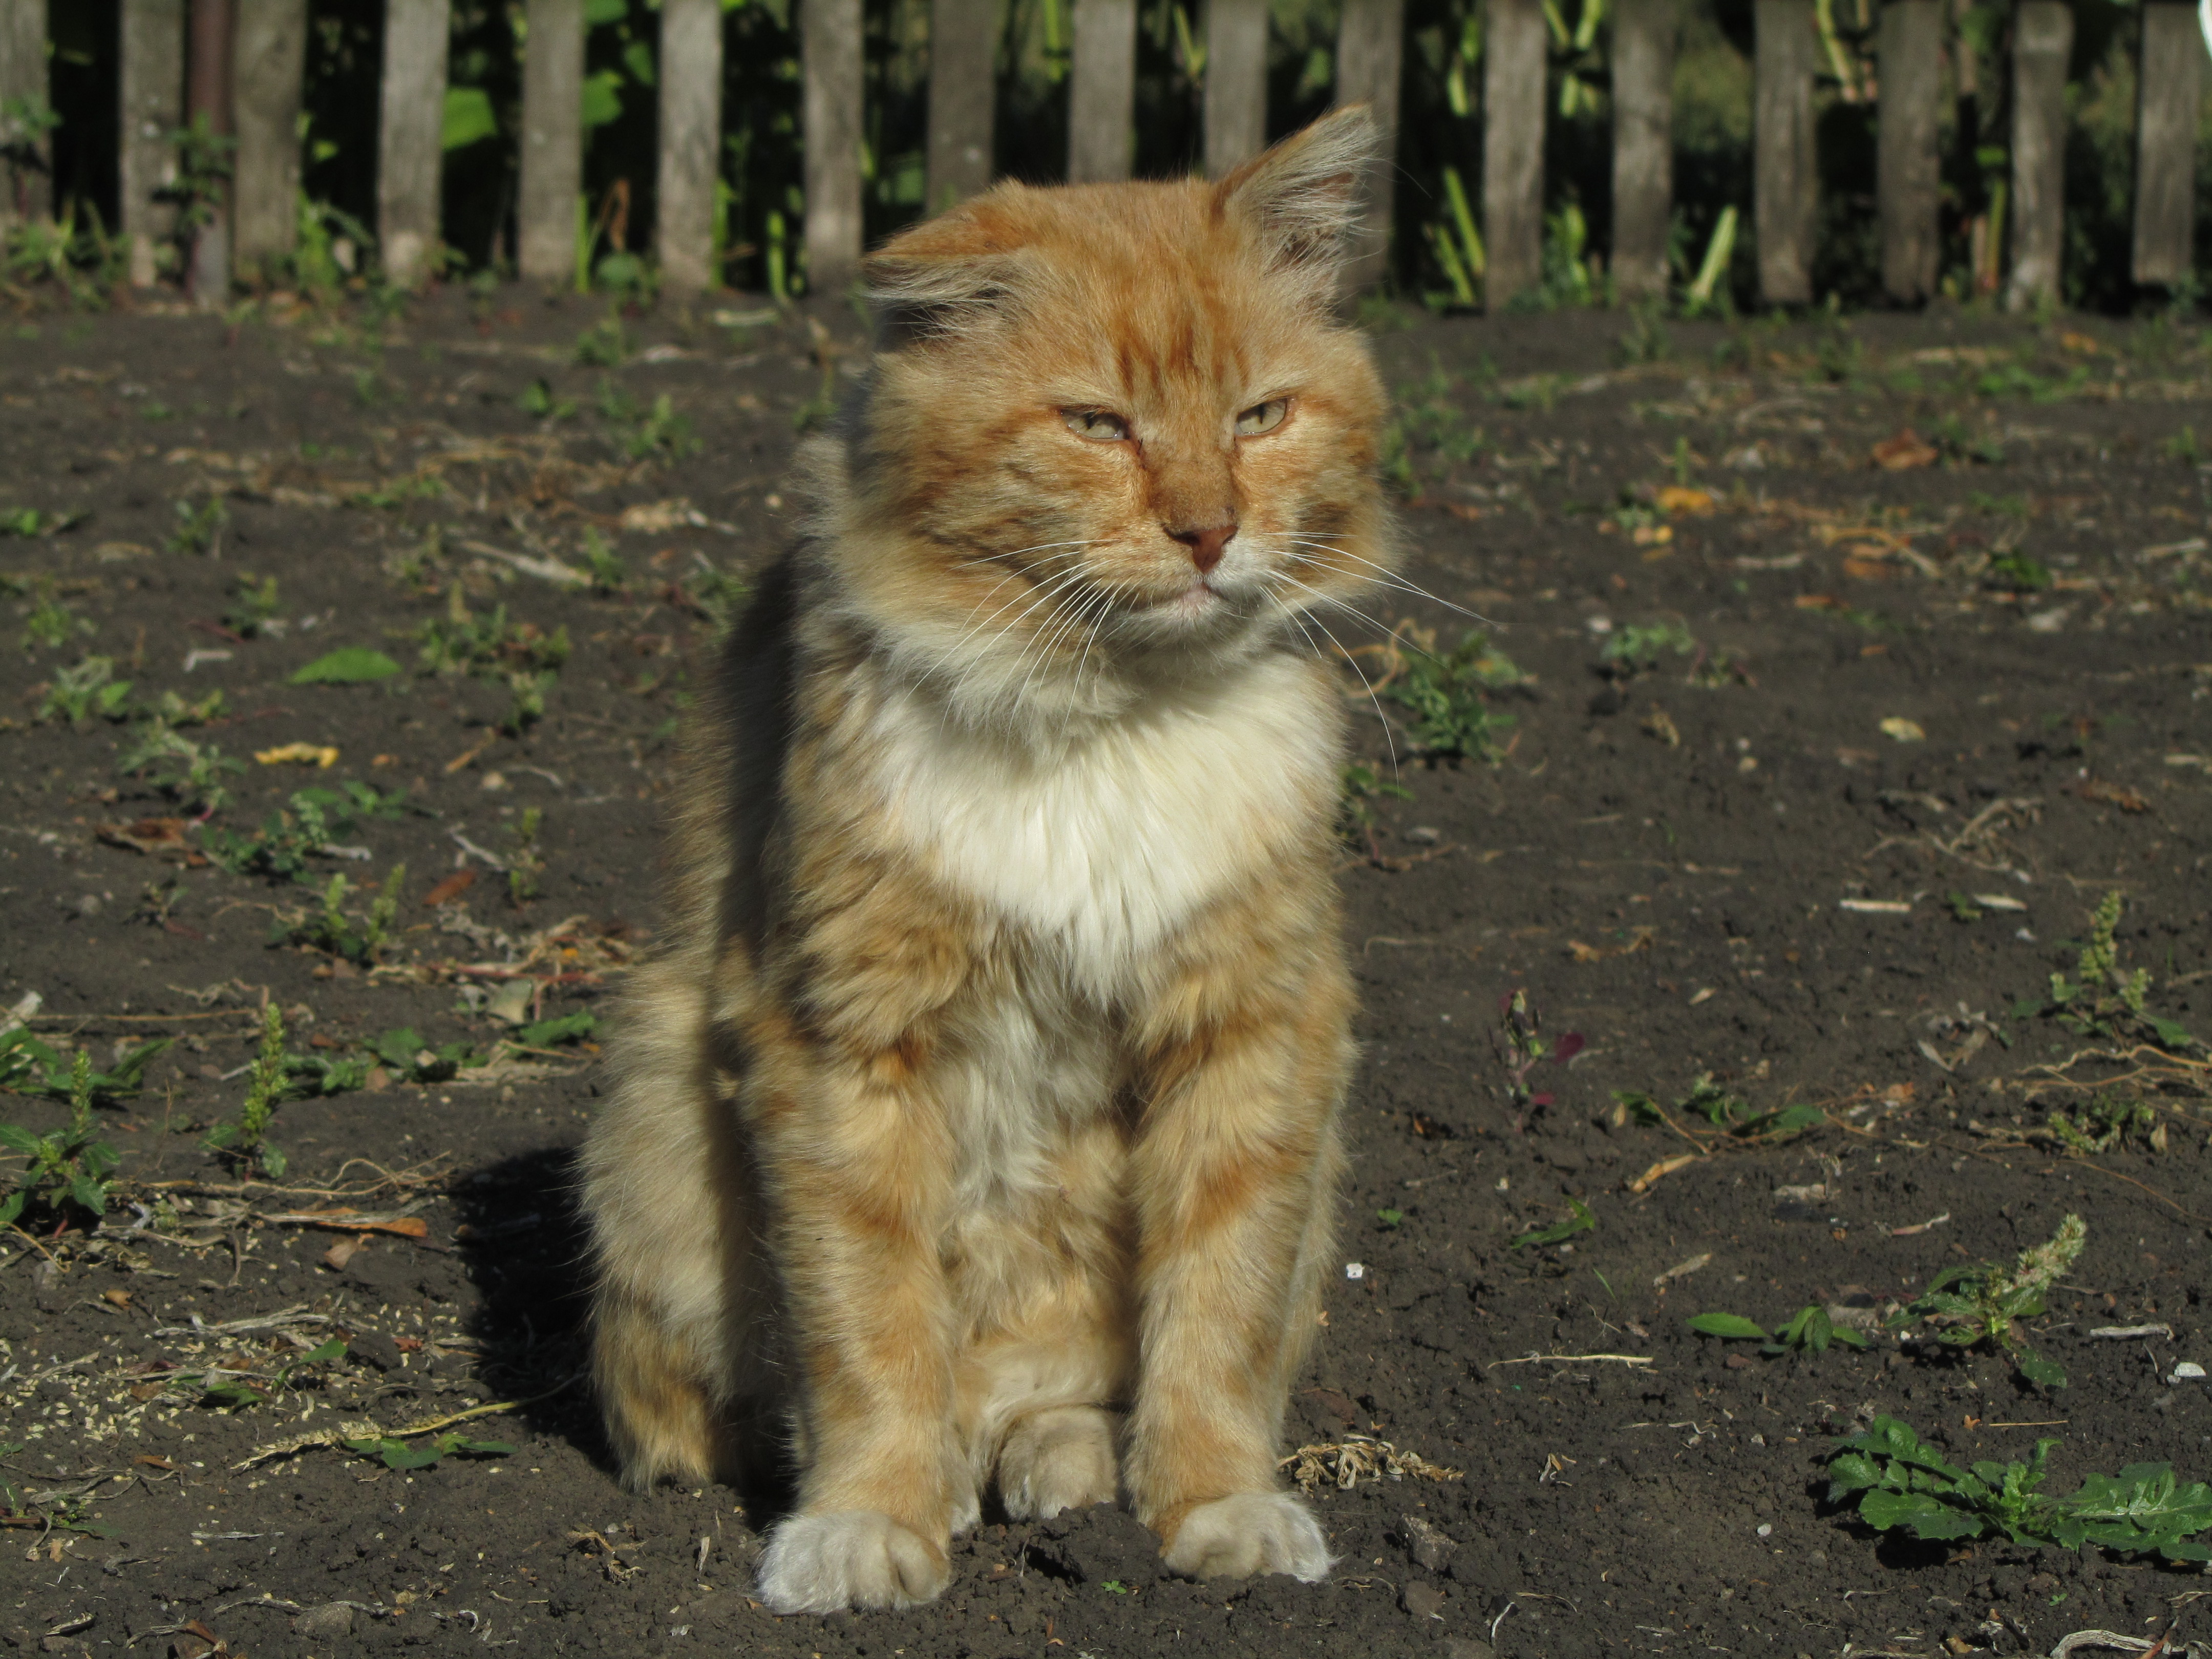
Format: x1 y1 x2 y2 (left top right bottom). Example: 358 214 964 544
0 0 2202 307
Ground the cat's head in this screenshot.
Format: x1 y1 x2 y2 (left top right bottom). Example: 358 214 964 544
818 107 1396 729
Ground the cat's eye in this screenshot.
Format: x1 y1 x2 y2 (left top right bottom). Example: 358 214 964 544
1235 398 1290 437
1062 408 1131 442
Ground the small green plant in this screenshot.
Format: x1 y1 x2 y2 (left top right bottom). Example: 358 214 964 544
194 1337 349 1410
1495 989 1584 1122
519 376 580 421
1380 627 1524 762
0 507 84 537
573 316 630 367
36 654 132 724
596 379 699 462
1983 550 2053 594
513 1010 598 1049
2045 1090 2156 1155
1511 1197 1594 1250
1930 411 2006 465
366 1027 486 1085
165 494 228 556
415 593 571 679
201 784 408 882
204 1004 290 1178
0 1030 173 1106
1336 761 1413 858
1826 1415 2212 1561
2015 891 2200 1053
1887 1213 2084 1388
1600 621 1697 678
343 1429 517 1472
679 561 753 639
580 526 627 594
1688 1306 1869 1355
0 1053 122 1228
273 864 406 965
15 575 88 652
1375 1207 1405 1228
1614 300 1672 366
1614 1074 1823 1142
223 572 281 637
506 808 546 905
117 725 246 814
2164 426 2202 465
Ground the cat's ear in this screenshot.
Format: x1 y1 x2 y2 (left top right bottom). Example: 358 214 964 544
1215 104 1379 287
864 194 1031 345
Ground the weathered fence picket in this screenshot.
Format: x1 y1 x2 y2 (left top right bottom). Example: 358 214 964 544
1334 0 1405 293
120 0 186 288
31 0 2211 310
518 0 584 285
1609 0 1675 302
656 0 724 293
2134 2 2203 287
1067 0 1137 183
377 0 451 288
1877 0 1941 304
186 0 235 302
1753 0 1817 305
1203 0 1269 178
232 0 308 280
0 0 46 229
801 0 865 293
1482 0 1546 304
927 0 997 209
2006 0 2072 309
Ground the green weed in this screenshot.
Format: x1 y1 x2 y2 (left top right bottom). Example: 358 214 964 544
2164 426 2202 465
189 1337 349 1411
2014 891 2200 1053
2045 1090 2156 1154
1688 1306 1869 1356
1511 1197 1594 1250
595 380 698 462
1930 412 2005 465
223 572 281 637
573 316 630 367
117 726 246 814
1600 620 1697 678
0 1030 172 1107
342 1429 516 1472
504 808 547 905
364 1027 486 1086
36 654 132 724
16 576 88 652
1379 627 1524 763
1613 1074 1823 1142
0 1053 122 1229
1336 761 1413 857
204 1005 290 1178
200 783 408 883
166 494 228 556
415 592 570 679
271 864 407 966
1826 1414 2212 1561
1496 989 1584 1121
0 507 84 537
1983 550 2053 593
1886 1213 2084 1389
1614 300 1673 366
519 377 579 422
580 527 627 594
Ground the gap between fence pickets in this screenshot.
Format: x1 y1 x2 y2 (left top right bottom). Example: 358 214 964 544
42 1 2212 301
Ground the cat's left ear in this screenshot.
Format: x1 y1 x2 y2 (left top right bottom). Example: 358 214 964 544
1215 104 1379 288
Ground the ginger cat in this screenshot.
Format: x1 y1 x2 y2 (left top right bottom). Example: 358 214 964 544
579 105 1394 1614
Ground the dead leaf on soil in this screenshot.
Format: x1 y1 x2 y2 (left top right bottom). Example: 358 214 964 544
1628 1152 1704 1194
1871 429 1939 470
1279 1434 1463 1493
421 868 478 907
1641 708 1682 746
1567 927 1656 963
2075 777 2150 813
1655 485 1714 515
253 742 338 769
1652 1252 1711 1287
97 817 209 866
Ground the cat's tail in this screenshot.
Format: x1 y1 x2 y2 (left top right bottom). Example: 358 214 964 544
580 950 777 1491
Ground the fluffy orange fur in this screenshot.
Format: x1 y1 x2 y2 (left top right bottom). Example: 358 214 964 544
579 106 1396 1613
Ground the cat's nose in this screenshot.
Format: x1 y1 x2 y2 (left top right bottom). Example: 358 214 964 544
1169 518 1238 575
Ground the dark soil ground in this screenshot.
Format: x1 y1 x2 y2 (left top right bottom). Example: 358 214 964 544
1 285 2208 1659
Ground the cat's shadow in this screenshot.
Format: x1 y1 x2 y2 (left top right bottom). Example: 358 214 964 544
445 1146 794 1519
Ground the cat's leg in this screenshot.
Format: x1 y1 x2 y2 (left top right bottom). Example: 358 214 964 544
997 1403 1121 1519
1121 914 1354 1583
742 922 972 1614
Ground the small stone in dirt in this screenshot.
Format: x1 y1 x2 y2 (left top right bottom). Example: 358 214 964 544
1442 1639 1496 1659
293 1603 355 1637
1400 1513 1458 1572
346 1247 415 1296
1401 1580 1446 1619
350 1330 404 1372
1725 1353 1755 1369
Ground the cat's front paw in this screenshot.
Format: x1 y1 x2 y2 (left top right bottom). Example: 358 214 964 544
1161 1491 1331 1583
999 1406 1118 1520
755 1511 951 1613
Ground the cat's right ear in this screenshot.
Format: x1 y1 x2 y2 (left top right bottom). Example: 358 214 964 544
864 196 1031 348
1215 104 1380 295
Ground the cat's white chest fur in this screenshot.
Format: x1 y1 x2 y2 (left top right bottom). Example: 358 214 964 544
860 653 1334 989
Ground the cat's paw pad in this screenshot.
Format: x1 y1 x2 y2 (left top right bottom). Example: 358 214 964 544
998 1407 1118 1520
1161 1491 1331 1583
754 1511 950 1613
